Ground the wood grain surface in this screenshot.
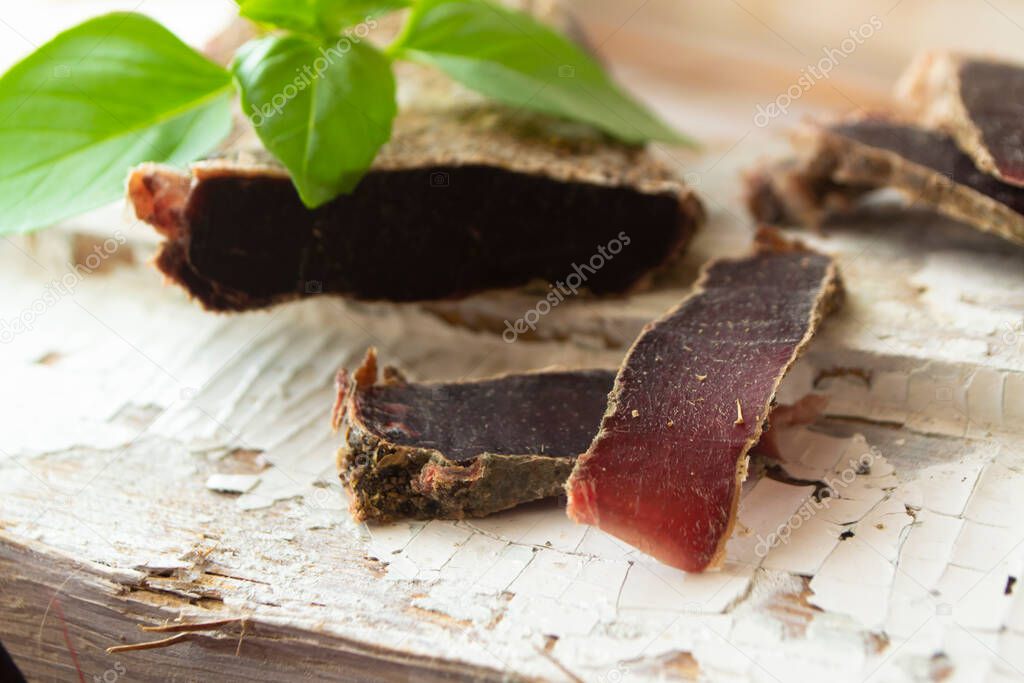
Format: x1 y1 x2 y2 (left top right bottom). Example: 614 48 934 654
2 2 1024 681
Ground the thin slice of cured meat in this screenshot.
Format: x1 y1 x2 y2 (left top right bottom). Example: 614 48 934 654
898 52 1024 187
564 231 843 573
334 348 615 521
745 117 1024 247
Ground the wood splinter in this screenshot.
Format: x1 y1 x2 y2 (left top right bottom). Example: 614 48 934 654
109 617 248 655
106 633 191 654
140 617 243 633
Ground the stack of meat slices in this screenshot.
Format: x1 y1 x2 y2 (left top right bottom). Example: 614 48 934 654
745 52 1024 248
333 229 843 573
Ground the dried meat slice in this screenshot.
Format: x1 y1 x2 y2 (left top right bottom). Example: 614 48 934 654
745 117 1024 247
129 106 702 311
564 232 842 573
334 348 615 521
898 52 1024 187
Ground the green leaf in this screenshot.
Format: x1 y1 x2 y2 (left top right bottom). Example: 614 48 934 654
237 0 410 37
0 12 234 235
232 35 397 207
390 0 691 145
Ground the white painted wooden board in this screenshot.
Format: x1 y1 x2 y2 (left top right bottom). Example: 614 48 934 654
3 3 1024 682
5 135 1024 682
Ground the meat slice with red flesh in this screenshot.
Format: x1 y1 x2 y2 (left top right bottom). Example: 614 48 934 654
898 52 1024 187
565 233 842 572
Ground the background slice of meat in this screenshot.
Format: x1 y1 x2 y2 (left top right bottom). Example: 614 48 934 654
743 156 874 229
898 52 1024 187
746 117 1024 247
565 232 842 573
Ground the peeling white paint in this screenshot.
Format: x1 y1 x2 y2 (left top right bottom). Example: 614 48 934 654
2 131 1024 681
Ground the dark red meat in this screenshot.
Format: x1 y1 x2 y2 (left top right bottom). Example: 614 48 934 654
565 235 842 572
334 348 615 520
900 52 1024 187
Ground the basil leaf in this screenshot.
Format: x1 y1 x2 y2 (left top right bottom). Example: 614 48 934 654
0 12 233 235
391 0 689 145
237 0 410 37
232 35 397 207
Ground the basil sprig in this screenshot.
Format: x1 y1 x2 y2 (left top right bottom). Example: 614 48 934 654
237 0 412 38
0 13 233 235
0 1 691 234
233 35 397 206
389 0 688 144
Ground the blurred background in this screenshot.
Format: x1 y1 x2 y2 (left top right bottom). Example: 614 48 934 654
574 0 1023 136
3 0 1023 143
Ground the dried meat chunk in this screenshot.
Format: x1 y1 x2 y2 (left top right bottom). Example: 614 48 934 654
746 117 1024 247
564 232 842 573
129 108 703 310
334 348 615 521
898 52 1024 187
744 156 874 229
